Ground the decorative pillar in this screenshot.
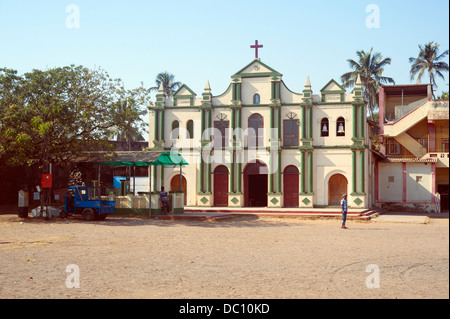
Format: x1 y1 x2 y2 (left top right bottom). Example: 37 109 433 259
199 156 204 193
308 151 313 194
159 109 164 142
206 159 211 194
269 106 275 194
360 150 365 193
229 157 235 193
307 106 312 139
154 110 159 141
236 107 242 193
277 150 282 193
229 107 236 193
277 106 282 141
269 150 274 193
207 108 212 193
154 83 166 147
236 159 242 193
298 77 314 207
351 150 356 194
237 83 241 101
352 104 357 139
300 151 305 194
200 109 205 137
276 106 282 194
301 106 306 139
359 105 364 139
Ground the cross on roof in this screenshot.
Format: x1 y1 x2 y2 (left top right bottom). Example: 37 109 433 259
250 40 263 59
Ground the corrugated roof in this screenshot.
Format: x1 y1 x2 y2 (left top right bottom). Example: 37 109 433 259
382 84 429 96
73 151 164 163
380 157 438 163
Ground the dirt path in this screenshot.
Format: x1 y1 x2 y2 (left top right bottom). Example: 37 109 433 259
0 214 448 299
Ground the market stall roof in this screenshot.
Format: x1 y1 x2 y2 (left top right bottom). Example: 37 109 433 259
74 150 188 166
74 150 163 165
151 151 189 166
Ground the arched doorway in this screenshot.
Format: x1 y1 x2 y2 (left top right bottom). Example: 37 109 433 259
328 174 348 206
283 165 299 207
214 165 229 207
170 174 187 205
244 160 268 207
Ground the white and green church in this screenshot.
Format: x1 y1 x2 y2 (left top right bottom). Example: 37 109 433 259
148 50 372 211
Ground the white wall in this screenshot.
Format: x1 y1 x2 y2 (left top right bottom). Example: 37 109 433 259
406 163 432 202
378 163 404 202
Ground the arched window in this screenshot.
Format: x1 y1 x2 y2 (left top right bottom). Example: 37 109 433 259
248 113 264 147
186 120 194 139
171 120 179 139
253 94 260 105
283 113 299 146
321 118 329 137
214 114 229 148
336 117 345 137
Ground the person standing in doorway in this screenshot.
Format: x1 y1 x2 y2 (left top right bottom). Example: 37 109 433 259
340 194 348 229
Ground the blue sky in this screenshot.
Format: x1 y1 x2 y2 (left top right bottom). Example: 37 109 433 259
0 0 449 99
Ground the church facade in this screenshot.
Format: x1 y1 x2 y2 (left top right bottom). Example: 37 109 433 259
148 58 372 210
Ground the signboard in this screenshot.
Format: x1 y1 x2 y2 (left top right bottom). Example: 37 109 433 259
41 174 52 189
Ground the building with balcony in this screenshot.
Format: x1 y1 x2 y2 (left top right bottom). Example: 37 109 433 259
148 58 371 210
376 84 449 212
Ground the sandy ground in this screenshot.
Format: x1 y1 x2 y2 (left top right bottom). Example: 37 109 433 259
0 210 448 299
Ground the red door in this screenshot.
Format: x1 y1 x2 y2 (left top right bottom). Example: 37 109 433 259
244 161 268 207
328 174 348 206
283 165 299 207
170 175 187 205
214 165 229 207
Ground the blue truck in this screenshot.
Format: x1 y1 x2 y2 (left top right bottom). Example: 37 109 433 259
62 186 115 221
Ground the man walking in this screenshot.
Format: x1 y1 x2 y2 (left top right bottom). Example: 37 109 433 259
340 194 348 229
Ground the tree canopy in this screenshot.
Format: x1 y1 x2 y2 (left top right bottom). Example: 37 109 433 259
148 71 182 97
409 41 449 97
0 65 149 168
341 48 395 121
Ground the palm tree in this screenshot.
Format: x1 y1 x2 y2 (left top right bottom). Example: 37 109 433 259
109 85 149 150
341 48 395 121
409 41 449 97
149 71 182 97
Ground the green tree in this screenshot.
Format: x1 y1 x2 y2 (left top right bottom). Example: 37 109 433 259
149 71 182 97
0 65 118 182
437 91 449 99
341 48 395 121
0 65 120 216
409 41 449 97
0 65 154 217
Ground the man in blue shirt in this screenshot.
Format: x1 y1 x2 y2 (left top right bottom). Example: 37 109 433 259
340 194 348 229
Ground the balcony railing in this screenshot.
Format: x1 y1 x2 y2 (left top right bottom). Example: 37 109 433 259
392 98 428 121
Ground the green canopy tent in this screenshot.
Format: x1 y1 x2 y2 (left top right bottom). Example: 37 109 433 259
151 151 189 201
99 151 189 217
